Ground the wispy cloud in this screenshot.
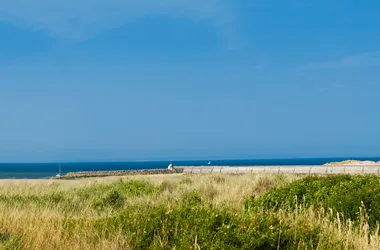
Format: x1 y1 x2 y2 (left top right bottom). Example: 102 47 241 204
298 51 380 71
0 0 236 42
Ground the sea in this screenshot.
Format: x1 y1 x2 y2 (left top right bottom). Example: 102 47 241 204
1 157 380 179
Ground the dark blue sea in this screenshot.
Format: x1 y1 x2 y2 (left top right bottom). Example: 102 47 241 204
1 157 380 179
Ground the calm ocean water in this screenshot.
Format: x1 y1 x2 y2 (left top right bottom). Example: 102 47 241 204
1 157 380 179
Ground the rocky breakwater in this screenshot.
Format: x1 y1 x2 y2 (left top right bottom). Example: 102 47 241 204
64 168 184 178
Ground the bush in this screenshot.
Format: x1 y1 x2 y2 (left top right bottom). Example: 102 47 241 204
179 177 193 185
211 175 226 184
80 179 157 198
245 175 380 227
160 180 176 192
0 179 158 212
92 201 345 249
0 232 23 250
93 190 125 209
87 180 158 210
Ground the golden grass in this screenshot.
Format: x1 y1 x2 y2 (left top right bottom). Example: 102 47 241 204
0 173 379 249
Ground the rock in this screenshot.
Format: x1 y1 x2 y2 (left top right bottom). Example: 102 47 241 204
64 168 183 178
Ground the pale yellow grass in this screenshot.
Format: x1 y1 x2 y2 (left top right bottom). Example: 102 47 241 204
0 173 379 249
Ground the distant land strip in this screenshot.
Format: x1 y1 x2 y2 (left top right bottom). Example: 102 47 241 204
63 164 380 178
180 165 380 175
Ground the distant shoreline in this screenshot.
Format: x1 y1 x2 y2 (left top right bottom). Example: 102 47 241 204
2 158 380 179
63 161 380 178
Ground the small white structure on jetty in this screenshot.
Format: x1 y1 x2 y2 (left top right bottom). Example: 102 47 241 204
168 162 174 170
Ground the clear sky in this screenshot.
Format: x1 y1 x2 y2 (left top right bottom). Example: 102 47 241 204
1 1 380 162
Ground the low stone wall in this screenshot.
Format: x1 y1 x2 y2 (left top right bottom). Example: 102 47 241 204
180 165 380 175
64 168 184 178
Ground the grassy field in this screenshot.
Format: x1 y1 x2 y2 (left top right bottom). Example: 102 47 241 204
1 173 380 249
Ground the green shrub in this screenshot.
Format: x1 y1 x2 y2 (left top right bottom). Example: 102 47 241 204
0 192 67 208
182 191 202 206
92 202 345 249
0 180 158 212
79 179 157 198
86 180 158 210
245 175 380 227
211 175 226 184
93 190 125 209
179 177 193 185
0 232 23 250
160 180 176 192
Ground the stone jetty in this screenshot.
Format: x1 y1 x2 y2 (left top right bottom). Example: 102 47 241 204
64 168 184 178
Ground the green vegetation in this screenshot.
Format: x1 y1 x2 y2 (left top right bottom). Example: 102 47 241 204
0 180 157 215
0 232 23 250
1 174 380 249
245 175 380 227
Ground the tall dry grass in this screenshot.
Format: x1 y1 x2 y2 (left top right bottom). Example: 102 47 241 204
0 173 379 249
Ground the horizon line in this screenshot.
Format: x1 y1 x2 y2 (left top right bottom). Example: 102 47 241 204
1 156 380 164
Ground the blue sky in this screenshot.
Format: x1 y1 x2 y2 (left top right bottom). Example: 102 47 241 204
1 1 380 162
